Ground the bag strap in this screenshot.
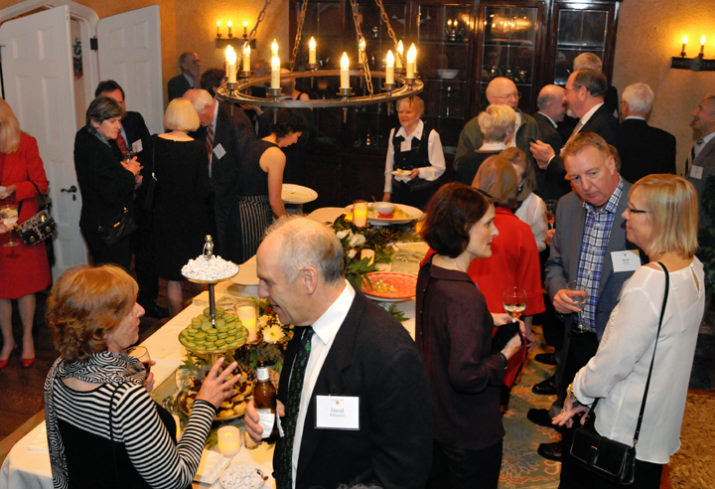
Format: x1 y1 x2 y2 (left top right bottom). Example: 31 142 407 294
588 261 669 446
632 261 669 444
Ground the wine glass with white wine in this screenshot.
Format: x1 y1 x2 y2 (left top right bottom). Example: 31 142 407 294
502 286 527 322
0 196 19 247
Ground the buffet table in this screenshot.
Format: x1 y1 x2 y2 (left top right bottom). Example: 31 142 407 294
0 206 422 489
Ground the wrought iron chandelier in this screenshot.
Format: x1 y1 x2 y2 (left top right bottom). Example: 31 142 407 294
215 0 423 109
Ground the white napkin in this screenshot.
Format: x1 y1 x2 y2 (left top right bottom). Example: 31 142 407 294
194 450 231 485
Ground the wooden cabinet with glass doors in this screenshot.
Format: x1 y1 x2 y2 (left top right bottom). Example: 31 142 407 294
288 0 621 207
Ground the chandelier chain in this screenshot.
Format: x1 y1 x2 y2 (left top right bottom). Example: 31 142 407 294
348 0 373 95
290 0 310 71
237 0 272 68
374 0 405 68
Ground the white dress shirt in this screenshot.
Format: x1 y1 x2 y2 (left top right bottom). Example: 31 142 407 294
384 119 446 193
573 259 705 463
291 281 356 488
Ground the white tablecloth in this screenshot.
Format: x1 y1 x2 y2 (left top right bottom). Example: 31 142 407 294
0 209 421 489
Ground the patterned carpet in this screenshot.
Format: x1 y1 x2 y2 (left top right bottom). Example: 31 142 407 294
500 330 560 489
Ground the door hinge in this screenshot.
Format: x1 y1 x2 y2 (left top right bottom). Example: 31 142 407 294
90 37 98 51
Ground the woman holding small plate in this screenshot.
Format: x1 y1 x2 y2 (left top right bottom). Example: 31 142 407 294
383 96 446 210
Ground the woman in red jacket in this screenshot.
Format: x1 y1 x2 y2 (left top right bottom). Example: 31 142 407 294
0 99 51 368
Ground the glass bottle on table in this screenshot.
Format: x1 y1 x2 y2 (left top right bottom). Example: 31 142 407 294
254 360 279 443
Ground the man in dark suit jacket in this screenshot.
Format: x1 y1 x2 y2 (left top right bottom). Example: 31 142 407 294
530 69 620 187
532 132 640 465
533 84 571 200
94 81 168 318
167 51 200 101
686 95 715 230
617 82 676 183
245 217 433 489
185 89 255 263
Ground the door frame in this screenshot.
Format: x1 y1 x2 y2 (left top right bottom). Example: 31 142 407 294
0 0 99 111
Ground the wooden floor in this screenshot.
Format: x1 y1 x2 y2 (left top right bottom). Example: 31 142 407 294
0 288 169 440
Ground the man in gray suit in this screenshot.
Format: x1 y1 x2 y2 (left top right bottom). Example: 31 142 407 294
686 94 715 230
531 132 640 465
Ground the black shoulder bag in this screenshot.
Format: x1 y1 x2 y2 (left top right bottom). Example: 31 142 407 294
15 180 57 245
569 262 669 486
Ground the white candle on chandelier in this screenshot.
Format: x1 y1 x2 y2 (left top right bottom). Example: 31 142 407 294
359 38 367 64
700 35 706 56
396 40 404 69
243 21 248 38
309 36 317 65
271 39 279 57
227 20 233 38
242 42 251 72
216 21 221 37
385 50 395 85
406 43 416 79
271 54 280 89
340 52 350 89
225 45 237 84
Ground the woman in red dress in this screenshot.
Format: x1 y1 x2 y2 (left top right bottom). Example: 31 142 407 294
0 99 52 368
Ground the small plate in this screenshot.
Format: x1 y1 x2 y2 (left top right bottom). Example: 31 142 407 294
361 271 417 301
220 465 267 489
345 203 423 226
282 184 318 204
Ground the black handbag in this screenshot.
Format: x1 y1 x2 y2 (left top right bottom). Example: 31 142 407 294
15 180 57 246
98 205 136 247
569 262 670 486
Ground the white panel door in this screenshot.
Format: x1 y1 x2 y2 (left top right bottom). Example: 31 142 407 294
97 5 163 134
0 5 87 279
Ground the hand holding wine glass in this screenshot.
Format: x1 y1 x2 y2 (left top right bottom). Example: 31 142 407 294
545 200 557 230
0 195 19 247
566 280 589 332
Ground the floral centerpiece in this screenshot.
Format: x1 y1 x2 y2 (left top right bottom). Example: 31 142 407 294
332 213 419 289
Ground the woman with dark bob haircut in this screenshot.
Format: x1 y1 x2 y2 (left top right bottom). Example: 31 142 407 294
237 108 307 260
74 96 142 270
44 264 241 489
416 182 524 489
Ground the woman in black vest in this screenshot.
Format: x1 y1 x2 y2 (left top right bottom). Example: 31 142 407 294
382 96 446 209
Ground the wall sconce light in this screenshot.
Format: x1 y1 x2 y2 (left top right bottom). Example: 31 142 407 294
671 34 715 71
216 19 257 50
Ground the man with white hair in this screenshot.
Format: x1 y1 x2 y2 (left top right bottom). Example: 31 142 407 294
184 88 254 262
617 82 676 183
245 216 433 489
455 77 538 160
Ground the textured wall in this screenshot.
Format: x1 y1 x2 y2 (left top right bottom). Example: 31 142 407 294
613 0 715 173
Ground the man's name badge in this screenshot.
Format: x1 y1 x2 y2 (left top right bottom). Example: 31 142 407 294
611 250 641 273
689 164 703 180
213 143 226 160
315 395 359 430
131 139 143 154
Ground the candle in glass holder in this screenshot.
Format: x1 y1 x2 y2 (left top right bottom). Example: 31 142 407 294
353 200 368 227
396 40 404 69
242 42 251 72
217 426 241 456
385 50 395 85
340 52 350 89
309 36 317 65
360 249 375 265
237 305 258 343
225 45 237 84
271 55 280 89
